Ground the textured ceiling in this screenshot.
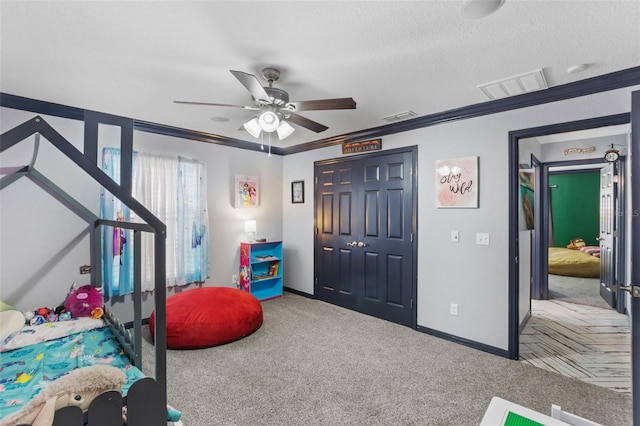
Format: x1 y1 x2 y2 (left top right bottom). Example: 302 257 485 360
1 1 639 147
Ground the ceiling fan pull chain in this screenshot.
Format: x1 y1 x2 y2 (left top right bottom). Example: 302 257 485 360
268 132 272 157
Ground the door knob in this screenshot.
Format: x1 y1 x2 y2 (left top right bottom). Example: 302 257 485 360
357 242 367 247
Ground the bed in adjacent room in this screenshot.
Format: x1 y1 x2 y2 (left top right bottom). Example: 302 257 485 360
548 247 600 278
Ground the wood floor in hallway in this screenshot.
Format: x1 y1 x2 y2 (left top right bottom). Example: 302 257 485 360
520 299 631 394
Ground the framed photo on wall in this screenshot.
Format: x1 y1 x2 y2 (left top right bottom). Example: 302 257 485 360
435 156 479 208
291 180 304 204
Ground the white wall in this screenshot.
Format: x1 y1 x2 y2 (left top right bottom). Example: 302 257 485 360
282 85 640 351
0 107 283 320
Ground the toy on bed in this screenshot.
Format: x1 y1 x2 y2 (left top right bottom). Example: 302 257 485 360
63 285 104 319
566 238 586 250
0 365 125 426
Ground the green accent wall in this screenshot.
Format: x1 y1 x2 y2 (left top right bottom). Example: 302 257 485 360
549 171 600 247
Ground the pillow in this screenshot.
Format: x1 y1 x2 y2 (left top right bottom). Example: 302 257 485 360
0 300 16 312
0 310 25 342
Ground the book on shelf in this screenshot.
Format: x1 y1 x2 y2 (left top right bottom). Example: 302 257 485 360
254 254 279 261
268 262 279 277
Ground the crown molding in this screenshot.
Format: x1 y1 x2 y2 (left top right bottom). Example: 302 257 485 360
2 66 639 156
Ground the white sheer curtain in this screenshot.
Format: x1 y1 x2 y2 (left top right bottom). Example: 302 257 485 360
133 154 179 291
102 148 210 294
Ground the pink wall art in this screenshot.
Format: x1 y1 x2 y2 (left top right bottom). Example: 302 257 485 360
435 156 478 208
235 175 259 208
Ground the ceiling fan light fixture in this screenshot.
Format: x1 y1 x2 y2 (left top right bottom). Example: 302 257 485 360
258 111 280 133
243 117 262 138
277 121 295 140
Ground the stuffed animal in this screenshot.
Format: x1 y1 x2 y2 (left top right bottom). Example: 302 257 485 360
0 365 126 426
567 238 586 250
63 285 103 319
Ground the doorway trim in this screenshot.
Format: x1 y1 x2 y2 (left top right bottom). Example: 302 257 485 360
535 158 627 309
507 112 630 359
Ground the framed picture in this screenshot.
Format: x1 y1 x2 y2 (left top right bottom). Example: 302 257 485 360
291 180 304 204
235 175 259 208
435 156 479 208
519 168 535 230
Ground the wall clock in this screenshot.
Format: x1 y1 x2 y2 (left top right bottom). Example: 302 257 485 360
604 148 620 162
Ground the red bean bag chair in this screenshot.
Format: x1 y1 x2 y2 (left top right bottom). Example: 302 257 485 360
149 286 263 349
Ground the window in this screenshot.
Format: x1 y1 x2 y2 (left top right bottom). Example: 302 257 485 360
101 148 210 296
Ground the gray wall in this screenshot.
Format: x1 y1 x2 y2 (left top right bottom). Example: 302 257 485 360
282 85 639 351
517 137 542 328
1 84 637 350
0 107 283 320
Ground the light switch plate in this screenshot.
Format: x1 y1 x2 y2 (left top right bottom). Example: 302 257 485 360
451 230 459 243
476 233 490 245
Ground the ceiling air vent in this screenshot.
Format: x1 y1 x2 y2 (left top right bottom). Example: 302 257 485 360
381 110 418 123
478 69 548 100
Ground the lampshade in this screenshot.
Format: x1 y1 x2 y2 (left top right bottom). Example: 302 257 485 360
258 111 280 132
276 120 295 140
244 219 257 242
244 111 295 141
244 220 257 233
243 117 262 138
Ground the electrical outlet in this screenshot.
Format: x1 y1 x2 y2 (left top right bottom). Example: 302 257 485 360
232 275 238 285
451 230 459 243
450 303 458 316
476 232 490 245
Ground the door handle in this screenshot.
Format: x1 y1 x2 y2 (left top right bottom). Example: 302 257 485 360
596 237 604 241
357 242 367 247
347 241 357 247
619 285 640 297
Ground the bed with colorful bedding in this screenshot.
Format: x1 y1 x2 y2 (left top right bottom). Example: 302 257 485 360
0 319 145 420
1 115 174 425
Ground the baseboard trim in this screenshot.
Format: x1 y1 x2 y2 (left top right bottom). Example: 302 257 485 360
416 325 511 359
285 288 512 358
123 317 150 329
283 286 316 299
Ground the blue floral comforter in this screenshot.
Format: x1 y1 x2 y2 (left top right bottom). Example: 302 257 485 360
0 327 145 420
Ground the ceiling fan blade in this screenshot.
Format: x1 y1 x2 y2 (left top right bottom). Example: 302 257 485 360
230 70 273 104
286 112 329 133
174 100 259 110
289 97 356 111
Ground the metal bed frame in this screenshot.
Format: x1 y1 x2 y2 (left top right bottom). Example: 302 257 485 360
0 113 168 426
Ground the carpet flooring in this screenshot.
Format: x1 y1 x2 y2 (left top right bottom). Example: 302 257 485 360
143 292 632 425
548 274 610 310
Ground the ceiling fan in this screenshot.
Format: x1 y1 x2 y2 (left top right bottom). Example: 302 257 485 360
174 67 356 140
